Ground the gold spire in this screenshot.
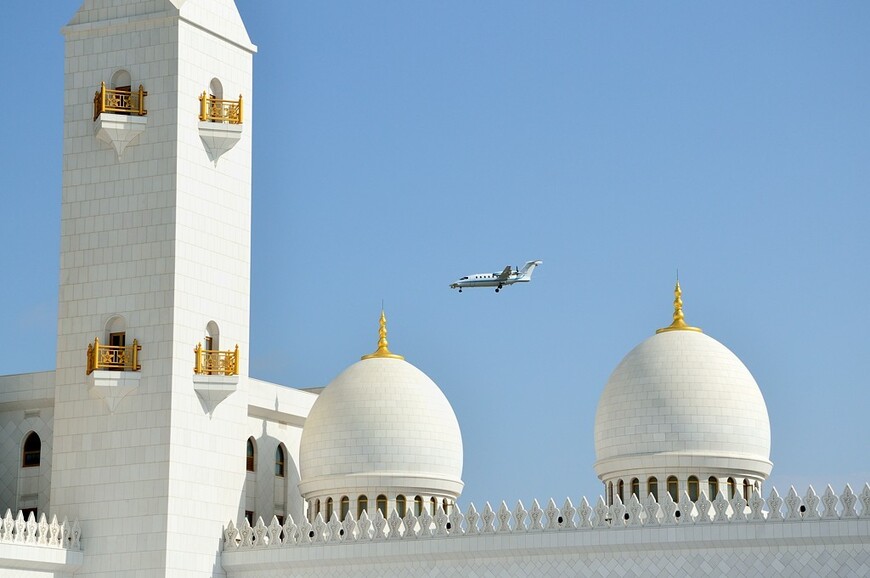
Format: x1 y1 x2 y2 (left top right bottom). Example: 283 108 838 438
656 280 703 334
361 310 405 360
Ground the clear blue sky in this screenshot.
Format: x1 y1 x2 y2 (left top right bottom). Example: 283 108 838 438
1 2 868 508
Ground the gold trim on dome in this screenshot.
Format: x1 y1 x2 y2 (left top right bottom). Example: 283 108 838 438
361 310 404 360
656 280 703 334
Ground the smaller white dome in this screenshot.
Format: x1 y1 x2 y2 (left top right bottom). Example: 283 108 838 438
299 334 463 501
594 329 772 481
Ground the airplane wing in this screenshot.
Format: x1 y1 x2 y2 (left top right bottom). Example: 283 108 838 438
497 266 512 280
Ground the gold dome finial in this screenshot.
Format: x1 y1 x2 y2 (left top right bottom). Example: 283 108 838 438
361 310 405 360
656 279 703 334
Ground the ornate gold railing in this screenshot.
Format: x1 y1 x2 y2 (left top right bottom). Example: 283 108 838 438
194 343 240 376
199 92 243 124
86 338 141 374
93 82 148 121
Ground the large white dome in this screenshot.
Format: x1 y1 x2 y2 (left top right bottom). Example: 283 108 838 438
594 326 772 482
298 346 463 501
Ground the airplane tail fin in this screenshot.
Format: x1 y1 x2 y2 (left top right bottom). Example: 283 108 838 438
519 260 542 280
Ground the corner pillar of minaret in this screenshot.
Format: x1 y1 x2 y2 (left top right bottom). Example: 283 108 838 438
53 1 257 576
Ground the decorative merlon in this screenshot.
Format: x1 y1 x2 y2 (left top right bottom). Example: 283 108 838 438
223 482 870 550
0 509 81 551
94 113 147 160
87 369 141 413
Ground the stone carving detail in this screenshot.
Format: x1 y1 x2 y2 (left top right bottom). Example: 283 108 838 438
402 508 417 539
357 510 372 541
465 504 480 535
577 497 593 529
784 486 802 521
497 501 512 533
529 499 545 531
748 490 765 521
387 510 402 539
767 488 784 521
448 505 464 536
513 501 528 532
418 507 433 538
0 509 81 550
803 486 821 520
695 491 712 523
434 506 449 536
593 497 609 528
561 498 577 530
626 495 643 527
544 498 561 531
859 483 870 518
678 492 695 525
221 484 870 550
643 494 661 526
482 502 496 533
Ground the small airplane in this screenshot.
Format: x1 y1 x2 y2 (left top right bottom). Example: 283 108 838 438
450 260 542 293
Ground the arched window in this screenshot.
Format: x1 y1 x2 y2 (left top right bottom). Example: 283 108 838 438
648 477 658 502
617 480 624 503
340 496 349 521
667 476 679 502
688 476 699 502
246 438 256 472
111 69 132 91
376 495 387 517
357 495 368 519
209 78 224 100
607 481 613 505
743 479 752 500
727 477 736 499
442 498 449 514
106 315 127 347
396 495 406 517
708 477 719 500
314 499 320 517
630 478 640 499
430 497 438 515
275 445 285 477
22 432 41 468
205 321 220 351
326 497 334 520
414 495 423 516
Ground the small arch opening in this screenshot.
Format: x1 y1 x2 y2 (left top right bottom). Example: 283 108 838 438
667 476 679 502
274 445 285 477
22 432 41 468
709 477 719 500
743 479 752 500
205 321 220 351
376 495 387 517
111 69 131 91
414 495 423 516
340 496 349 520
728 477 737 500
688 476 699 502
246 437 256 472
617 480 624 503
430 497 437 515
648 477 658 502
209 78 224 100
396 495 406 517
326 497 333 520
630 478 640 499
357 495 368 519
105 315 127 346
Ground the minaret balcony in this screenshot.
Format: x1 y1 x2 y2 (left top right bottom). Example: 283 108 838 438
198 92 244 163
199 93 244 124
85 338 141 374
92 82 148 159
93 82 148 120
194 343 240 376
193 344 240 413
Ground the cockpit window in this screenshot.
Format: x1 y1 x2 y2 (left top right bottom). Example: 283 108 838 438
460 277 468 280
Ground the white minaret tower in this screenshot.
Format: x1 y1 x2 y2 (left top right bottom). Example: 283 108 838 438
53 1 256 575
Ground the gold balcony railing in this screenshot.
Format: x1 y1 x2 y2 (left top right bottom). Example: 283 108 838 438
199 92 243 124
93 82 148 121
86 338 141 374
194 343 240 376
